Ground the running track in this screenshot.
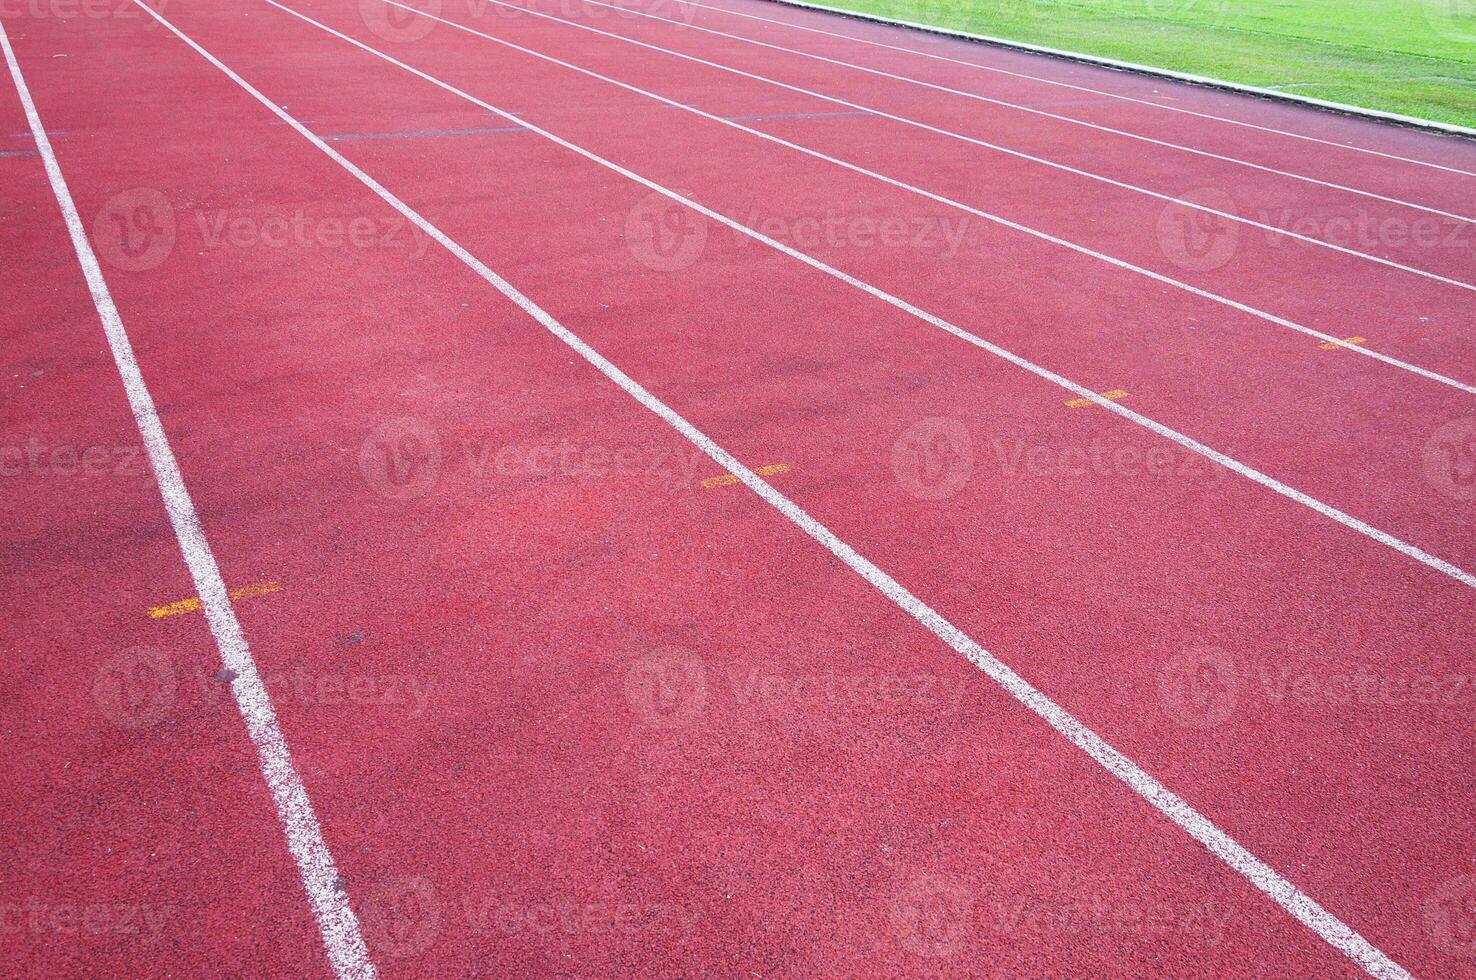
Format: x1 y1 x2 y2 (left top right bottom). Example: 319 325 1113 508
1 0 1473 974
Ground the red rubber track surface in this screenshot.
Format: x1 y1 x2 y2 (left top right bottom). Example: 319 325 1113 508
1 0 1473 975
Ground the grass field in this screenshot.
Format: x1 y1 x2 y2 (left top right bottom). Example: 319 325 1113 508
805 0 1476 128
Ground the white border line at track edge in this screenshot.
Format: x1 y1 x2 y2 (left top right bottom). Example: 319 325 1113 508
750 0 1476 139
208 0 1476 589
480 0 1474 289
601 0 1476 217
382 0 1476 394
649 0 1476 176
126 3 1412 973
0 19 377 980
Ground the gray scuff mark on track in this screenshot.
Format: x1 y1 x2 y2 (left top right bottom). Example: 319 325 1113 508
722 109 871 121
321 124 528 142
659 103 870 122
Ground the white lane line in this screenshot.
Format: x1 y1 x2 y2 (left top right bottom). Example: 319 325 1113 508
237 0 1476 589
386 0 1476 395
672 0 1476 179
127 7 1414 975
0 20 377 980
755 0 1476 138
266 0 1476 585
486 0 1475 292
597 0 1476 225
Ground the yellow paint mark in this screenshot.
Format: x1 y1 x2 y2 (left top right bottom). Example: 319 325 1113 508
1319 336 1367 351
1066 389 1129 409
230 581 282 602
701 463 791 489
148 580 282 620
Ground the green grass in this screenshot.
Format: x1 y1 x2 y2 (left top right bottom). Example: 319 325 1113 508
803 0 1476 128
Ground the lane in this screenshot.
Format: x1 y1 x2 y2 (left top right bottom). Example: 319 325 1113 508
0 3 1379 975
65 0 1476 973
2 16 376 972
254 0 1476 575
683 0 1476 196
463 0 1476 307
0 17 337 977
646 0 1476 225
568 0 1476 246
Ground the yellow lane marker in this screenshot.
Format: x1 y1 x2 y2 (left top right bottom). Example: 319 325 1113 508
1319 336 1367 351
148 580 282 620
701 462 791 489
1066 389 1129 409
